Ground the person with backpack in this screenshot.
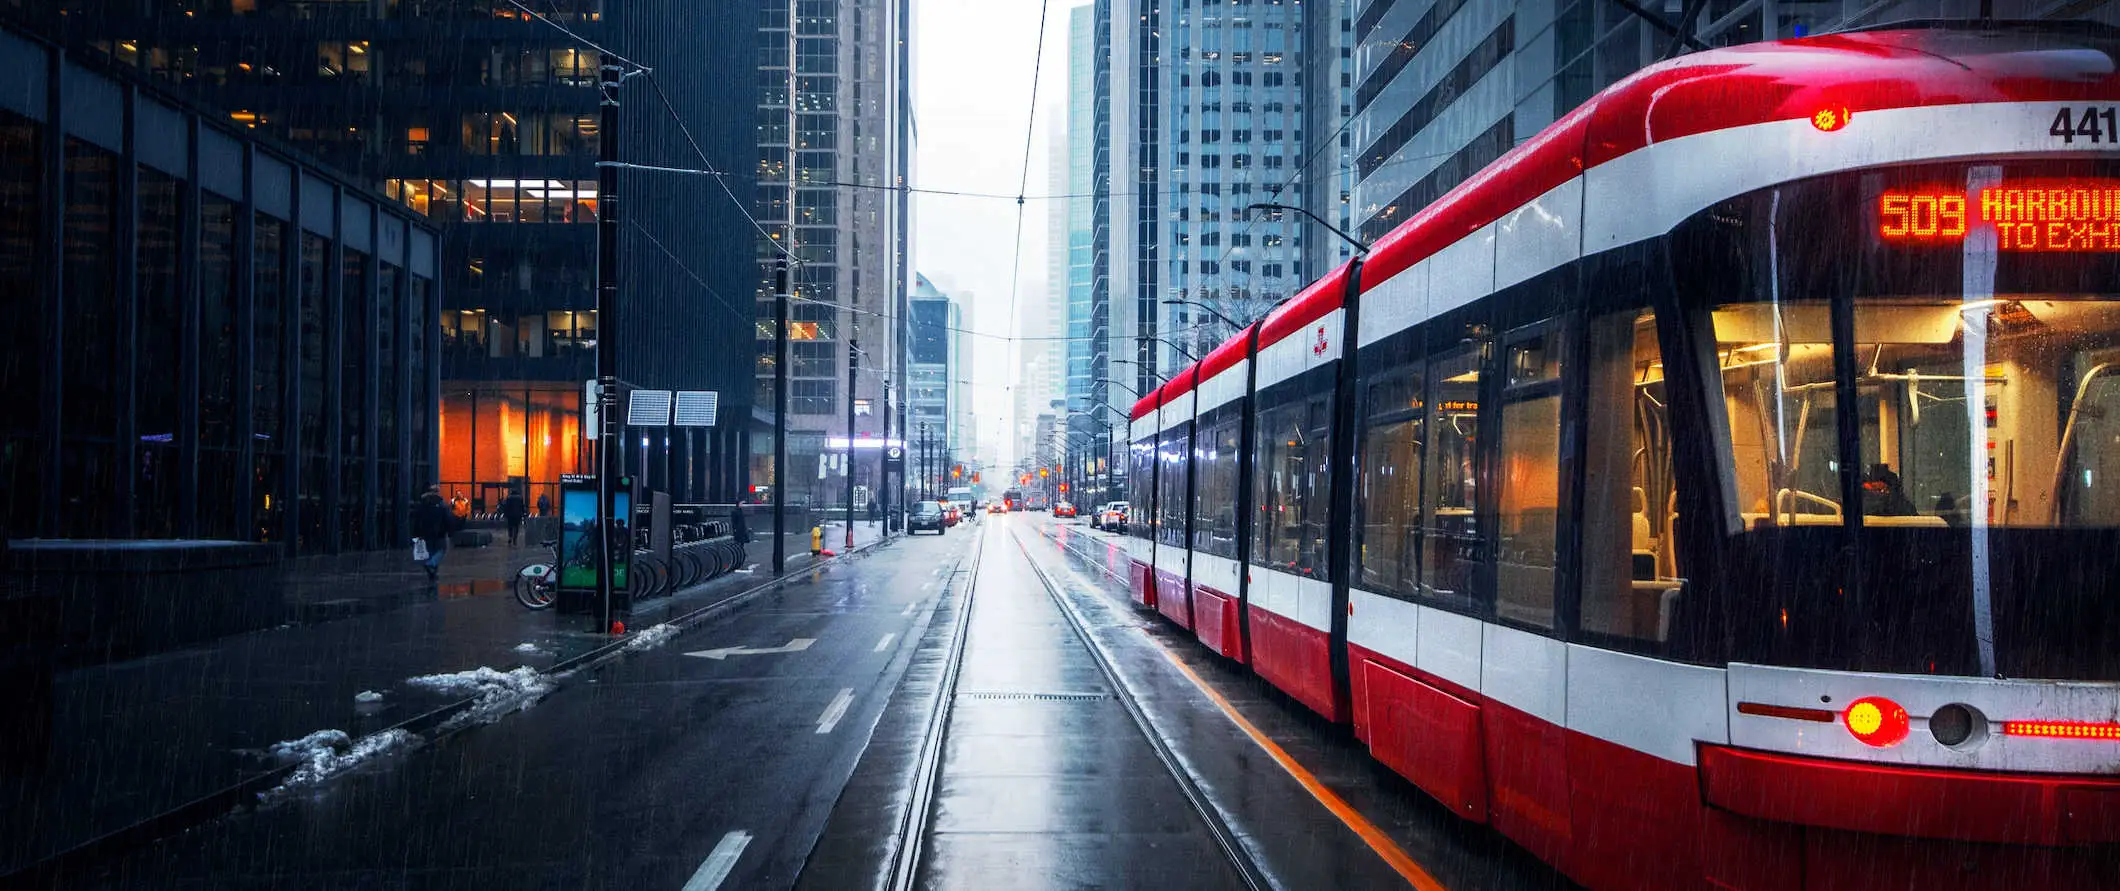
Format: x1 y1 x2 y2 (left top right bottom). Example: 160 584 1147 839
411 486 463 583
502 489 528 547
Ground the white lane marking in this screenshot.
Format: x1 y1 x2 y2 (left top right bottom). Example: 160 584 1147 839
874 632 896 652
815 688 855 734
900 601 918 616
680 830 752 891
683 638 816 660
921 580 935 591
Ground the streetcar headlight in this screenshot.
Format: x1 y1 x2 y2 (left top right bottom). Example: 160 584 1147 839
1929 703 1984 748
1843 696 1910 748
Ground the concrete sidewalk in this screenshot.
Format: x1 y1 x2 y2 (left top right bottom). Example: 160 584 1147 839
0 523 886 879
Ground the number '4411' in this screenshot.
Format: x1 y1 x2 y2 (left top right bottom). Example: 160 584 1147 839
2051 107 2120 144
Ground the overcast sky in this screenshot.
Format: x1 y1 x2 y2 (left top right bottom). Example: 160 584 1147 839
913 0 1074 472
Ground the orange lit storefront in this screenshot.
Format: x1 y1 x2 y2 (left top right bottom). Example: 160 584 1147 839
438 383 584 516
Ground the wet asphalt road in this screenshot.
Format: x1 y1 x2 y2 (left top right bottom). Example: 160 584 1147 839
61 514 1571 891
73 526 979 891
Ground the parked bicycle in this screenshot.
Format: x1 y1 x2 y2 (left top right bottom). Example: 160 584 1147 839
514 539 559 609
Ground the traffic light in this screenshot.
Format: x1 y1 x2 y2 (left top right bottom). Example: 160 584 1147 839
953 465 962 479
1059 482 1069 493
1038 468 1048 478
972 472 980 483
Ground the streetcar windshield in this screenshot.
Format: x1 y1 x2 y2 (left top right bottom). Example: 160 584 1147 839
1674 159 2120 679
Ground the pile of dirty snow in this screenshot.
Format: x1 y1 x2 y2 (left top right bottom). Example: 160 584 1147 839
406 665 555 730
624 623 680 652
260 728 416 800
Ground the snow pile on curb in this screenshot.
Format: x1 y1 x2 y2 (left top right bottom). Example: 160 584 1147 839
353 690 384 703
407 666 555 730
513 642 544 654
260 728 416 801
624 623 680 652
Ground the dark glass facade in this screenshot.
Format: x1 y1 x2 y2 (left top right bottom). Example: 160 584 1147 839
15 0 761 516
0 24 441 549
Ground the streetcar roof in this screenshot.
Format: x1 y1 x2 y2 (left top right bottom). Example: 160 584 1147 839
1130 24 2120 427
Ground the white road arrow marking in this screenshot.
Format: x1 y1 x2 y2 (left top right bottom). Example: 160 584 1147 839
681 638 816 660
816 688 855 734
680 830 752 891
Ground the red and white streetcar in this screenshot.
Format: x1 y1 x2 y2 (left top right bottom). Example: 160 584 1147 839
1124 23 2120 890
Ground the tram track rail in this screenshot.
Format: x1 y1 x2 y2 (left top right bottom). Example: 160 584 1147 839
882 531 984 891
1002 522 1275 891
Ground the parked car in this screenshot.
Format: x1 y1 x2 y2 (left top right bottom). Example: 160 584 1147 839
1098 501 1129 530
1053 502 1077 518
909 501 947 534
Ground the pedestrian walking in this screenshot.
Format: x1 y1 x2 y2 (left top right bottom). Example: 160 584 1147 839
535 492 551 518
412 486 463 583
729 506 751 544
502 489 528 547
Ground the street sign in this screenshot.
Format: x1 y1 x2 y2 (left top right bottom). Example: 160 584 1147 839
628 389 673 426
883 445 905 473
674 390 720 427
582 380 599 439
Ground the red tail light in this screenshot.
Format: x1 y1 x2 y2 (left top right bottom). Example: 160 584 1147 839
2002 720 2120 740
1843 697 1910 748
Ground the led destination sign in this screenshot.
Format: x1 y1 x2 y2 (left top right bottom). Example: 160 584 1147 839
1879 180 2120 251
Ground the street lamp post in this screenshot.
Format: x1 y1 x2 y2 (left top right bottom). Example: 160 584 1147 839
594 62 623 633
845 338 856 550
1161 297 1247 330
772 256 790 575
1245 202 1372 255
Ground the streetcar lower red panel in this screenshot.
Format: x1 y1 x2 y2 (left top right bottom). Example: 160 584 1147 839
1128 559 1154 609
1348 644 1486 821
1154 567 1192 628
1192 585 1243 662
1246 604 1340 722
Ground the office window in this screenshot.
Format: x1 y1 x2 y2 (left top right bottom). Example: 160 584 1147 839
60 140 119 537
298 232 331 552
341 249 369 550
135 168 184 537
254 214 287 542
0 112 36 533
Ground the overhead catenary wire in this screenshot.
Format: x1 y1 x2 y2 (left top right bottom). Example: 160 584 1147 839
1002 0 1056 447
506 0 797 264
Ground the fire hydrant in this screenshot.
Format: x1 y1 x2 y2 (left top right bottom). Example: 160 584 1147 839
811 526 823 555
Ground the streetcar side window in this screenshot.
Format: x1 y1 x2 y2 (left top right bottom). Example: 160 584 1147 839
1494 326 1566 630
1712 301 1844 530
1355 364 1424 600
1130 435 1156 540
1158 425 1191 549
1580 309 1686 646
1193 405 1241 559
1253 369 1332 576
1421 345 1485 610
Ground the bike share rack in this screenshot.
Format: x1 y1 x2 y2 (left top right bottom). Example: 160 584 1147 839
627 503 749 601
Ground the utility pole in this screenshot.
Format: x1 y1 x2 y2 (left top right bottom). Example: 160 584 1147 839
772 255 790 574
594 62 622 635
845 338 856 549
880 376 892 533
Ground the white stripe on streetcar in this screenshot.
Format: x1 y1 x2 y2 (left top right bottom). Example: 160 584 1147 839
679 830 752 891
874 632 896 652
815 688 856 734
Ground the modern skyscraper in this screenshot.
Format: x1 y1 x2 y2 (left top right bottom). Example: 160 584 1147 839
753 0 913 507
10 0 761 548
1111 0 1307 381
